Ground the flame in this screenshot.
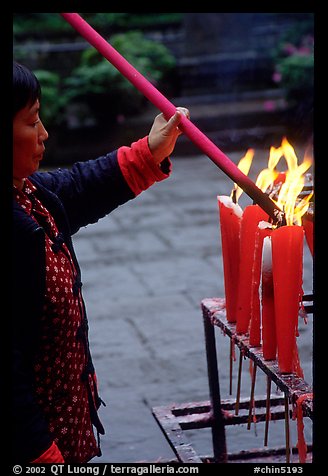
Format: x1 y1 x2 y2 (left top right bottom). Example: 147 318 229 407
255 145 282 192
293 191 314 224
274 138 313 226
231 148 254 203
231 137 313 226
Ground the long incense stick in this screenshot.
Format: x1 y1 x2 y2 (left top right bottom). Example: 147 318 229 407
235 350 243 415
229 340 234 395
264 376 272 446
284 394 291 463
60 12 284 225
247 362 257 430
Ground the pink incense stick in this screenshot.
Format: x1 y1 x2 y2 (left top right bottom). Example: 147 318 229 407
60 13 284 224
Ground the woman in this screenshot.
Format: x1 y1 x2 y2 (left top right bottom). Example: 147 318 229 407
12 61 189 463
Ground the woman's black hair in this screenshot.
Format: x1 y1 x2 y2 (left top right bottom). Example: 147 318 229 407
13 61 41 118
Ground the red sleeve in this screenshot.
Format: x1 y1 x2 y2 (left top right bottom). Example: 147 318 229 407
118 136 172 196
31 441 64 463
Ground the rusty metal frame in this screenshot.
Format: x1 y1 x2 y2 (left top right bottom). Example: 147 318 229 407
151 297 313 463
152 394 303 463
202 298 313 418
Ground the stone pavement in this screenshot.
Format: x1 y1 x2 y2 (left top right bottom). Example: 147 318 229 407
71 149 313 463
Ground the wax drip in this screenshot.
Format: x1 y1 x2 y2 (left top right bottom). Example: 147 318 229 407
292 393 313 463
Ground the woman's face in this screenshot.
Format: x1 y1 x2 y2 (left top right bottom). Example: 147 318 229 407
13 99 48 189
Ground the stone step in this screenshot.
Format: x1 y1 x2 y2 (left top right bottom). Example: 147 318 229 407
44 88 310 166
122 89 296 153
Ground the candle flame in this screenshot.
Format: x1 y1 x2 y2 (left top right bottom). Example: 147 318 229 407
230 138 313 226
252 137 313 226
230 137 313 225
274 138 313 226
293 191 314 224
255 144 283 193
231 148 254 203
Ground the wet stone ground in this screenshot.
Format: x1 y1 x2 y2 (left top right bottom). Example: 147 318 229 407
71 150 313 463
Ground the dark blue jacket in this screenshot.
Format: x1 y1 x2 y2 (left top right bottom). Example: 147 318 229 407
12 150 134 462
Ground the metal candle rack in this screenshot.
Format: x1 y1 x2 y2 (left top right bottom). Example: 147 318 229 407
152 296 313 463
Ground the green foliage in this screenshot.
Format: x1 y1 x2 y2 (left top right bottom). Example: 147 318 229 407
13 13 182 39
276 54 314 100
14 12 178 128
33 70 65 126
64 30 176 122
273 16 314 53
13 13 73 37
272 15 314 107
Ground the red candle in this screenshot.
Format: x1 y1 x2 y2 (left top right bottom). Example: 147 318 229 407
261 233 277 360
274 171 286 185
271 225 304 373
236 205 268 335
249 223 271 346
218 196 243 323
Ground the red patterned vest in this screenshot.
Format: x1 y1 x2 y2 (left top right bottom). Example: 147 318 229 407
14 179 103 463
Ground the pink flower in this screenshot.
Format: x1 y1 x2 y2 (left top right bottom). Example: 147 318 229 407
283 42 297 55
272 71 282 83
263 100 276 112
297 46 311 56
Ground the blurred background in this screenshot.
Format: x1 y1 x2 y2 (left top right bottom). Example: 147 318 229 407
13 13 315 463
13 13 314 165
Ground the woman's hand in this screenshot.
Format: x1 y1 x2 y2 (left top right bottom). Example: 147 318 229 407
148 107 190 164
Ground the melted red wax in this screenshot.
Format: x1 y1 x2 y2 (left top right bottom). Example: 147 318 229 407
231 339 236 362
292 343 304 379
292 393 313 463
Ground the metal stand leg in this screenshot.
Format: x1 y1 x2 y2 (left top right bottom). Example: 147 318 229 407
202 305 227 463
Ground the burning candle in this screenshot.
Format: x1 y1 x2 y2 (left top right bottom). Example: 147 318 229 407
261 232 277 360
236 205 268 335
217 196 243 323
249 223 271 347
271 225 304 373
